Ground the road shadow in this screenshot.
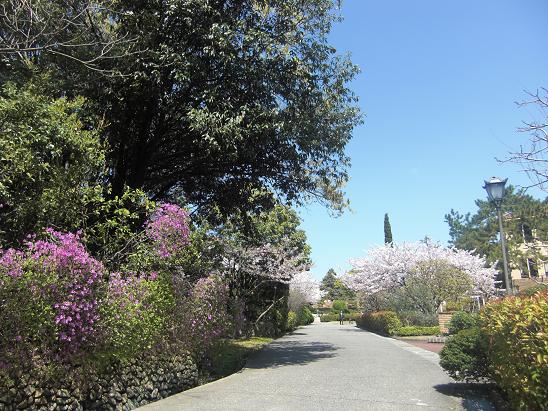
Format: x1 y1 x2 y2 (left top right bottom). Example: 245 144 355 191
245 340 338 369
336 327 367 332
434 383 499 411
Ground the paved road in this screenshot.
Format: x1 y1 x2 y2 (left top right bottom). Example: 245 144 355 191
137 321 494 410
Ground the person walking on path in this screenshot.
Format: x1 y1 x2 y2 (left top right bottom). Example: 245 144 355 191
339 310 344 325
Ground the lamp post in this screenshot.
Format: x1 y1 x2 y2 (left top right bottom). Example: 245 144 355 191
483 177 513 295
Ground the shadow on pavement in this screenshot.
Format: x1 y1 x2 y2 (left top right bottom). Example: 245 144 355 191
434 383 497 411
246 340 338 369
335 327 366 332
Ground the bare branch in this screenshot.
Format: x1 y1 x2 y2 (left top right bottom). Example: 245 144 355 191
501 88 548 191
0 0 143 76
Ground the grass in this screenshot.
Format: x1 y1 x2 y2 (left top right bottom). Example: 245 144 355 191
204 337 273 380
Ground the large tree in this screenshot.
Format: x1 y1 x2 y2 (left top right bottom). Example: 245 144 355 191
344 242 496 298
3 0 361 219
445 187 548 275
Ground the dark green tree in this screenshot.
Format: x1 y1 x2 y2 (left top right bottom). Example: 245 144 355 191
384 213 393 244
3 0 361 220
321 269 338 298
320 268 355 301
445 187 547 275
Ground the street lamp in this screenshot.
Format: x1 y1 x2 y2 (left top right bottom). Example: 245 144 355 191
483 177 513 295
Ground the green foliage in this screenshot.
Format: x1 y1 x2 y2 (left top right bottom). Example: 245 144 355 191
0 82 104 246
481 292 548 410
405 260 473 315
384 213 393 244
397 311 438 327
395 326 440 336
448 311 479 335
356 311 402 336
439 327 490 382
99 275 174 361
286 306 314 331
446 186 548 271
332 300 348 312
298 306 315 325
0 266 57 360
320 312 360 322
520 283 548 297
286 311 298 331
19 0 361 217
82 185 156 264
320 269 355 301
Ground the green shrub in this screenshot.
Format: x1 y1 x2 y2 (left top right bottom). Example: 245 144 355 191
448 311 479 335
332 300 348 312
397 311 438 327
356 311 402 336
520 283 548 297
320 312 359 322
298 307 314 325
320 312 338 322
481 291 548 410
395 326 440 336
439 327 490 382
286 311 298 331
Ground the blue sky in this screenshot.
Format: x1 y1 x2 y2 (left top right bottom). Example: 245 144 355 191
298 0 548 281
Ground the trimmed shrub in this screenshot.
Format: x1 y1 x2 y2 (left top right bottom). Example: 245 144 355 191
286 311 298 331
395 326 440 336
481 291 548 410
397 311 438 327
320 312 360 322
356 311 402 336
439 327 490 382
448 311 479 335
298 306 314 325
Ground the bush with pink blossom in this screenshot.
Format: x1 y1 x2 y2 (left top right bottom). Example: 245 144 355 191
174 275 230 354
0 229 104 365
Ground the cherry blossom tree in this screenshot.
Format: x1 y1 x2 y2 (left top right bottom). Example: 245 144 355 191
289 271 321 311
343 242 497 299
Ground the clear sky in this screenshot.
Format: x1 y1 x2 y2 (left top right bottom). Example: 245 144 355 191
298 0 548 281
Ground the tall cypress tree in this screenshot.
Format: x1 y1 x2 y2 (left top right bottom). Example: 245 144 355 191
384 213 393 245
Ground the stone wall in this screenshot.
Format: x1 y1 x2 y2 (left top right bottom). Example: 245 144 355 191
0 353 197 411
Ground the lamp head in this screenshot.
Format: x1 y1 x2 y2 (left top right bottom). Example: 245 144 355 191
483 177 507 204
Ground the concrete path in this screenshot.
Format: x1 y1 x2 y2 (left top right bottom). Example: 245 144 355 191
137 322 494 410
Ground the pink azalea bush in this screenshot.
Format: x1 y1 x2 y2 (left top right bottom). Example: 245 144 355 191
0 203 233 371
145 203 190 258
176 275 230 354
0 229 103 361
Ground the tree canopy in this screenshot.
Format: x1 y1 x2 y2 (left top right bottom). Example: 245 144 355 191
3 0 361 220
445 186 548 274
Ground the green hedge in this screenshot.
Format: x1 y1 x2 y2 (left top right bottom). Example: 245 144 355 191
356 311 401 336
481 291 548 410
395 326 440 336
298 306 314 325
439 327 490 382
320 312 360 322
286 307 315 331
286 311 298 331
448 311 479 335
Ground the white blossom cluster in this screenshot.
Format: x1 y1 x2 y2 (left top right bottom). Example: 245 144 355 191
343 242 497 296
289 271 321 304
